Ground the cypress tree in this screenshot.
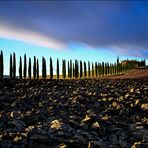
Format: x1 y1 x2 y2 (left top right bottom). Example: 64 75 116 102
64 60 66 78
42 57 44 79
114 63 117 74
68 61 70 78
70 60 72 78
105 63 107 75
80 60 83 78
107 62 109 75
102 62 105 76
28 58 31 79
95 62 98 77
73 63 75 78
92 62 94 77
50 57 53 79
13 52 16 78
120 63 122 74
23 54 27 79
98 63 101 76
37 59 39 79
110 63 112 75
62 60 65 78
10 54 13 78
117 56 119 74
113 63 115 74
0 52 1 78
75 60 77 78
42 57 46 79
19 56 22 79
44 58 47 79
88 61 90 77
33 56 36 79
75 59 79 78
56 58 59 79
112 64 114 75
144 59 146 66
0 51 4 78
84 61 87 77
62 59 66 79
113 63 115 75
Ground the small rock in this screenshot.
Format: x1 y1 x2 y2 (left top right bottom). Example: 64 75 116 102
135 99 140 105
50 119 62 129
13 136 22 142
56 143 68 148
101 114 110 121
132 142 148 148
141 103 148 111
88 140 104 147
81 115 90 123
91 122 100 129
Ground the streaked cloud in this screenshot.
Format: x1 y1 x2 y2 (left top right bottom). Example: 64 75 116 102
0 23 66 50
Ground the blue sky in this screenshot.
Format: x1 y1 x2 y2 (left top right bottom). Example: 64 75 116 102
0 1 148 75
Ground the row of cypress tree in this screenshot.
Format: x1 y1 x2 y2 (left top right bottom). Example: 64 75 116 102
0 50 132 79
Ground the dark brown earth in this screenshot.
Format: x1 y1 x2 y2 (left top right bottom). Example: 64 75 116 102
0 70 148 148
108 69 148 79
92 69 148 79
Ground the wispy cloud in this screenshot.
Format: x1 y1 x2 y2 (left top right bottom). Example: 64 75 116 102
0 23 66 50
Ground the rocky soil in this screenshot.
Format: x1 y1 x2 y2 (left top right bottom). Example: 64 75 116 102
0 78 148 148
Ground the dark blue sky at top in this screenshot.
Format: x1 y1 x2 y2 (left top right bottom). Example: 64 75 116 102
0 1 148 58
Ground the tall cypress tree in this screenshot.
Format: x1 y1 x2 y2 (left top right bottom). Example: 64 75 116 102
0 51 4 78
13 52 16 78
75 59 79 78
107 62 110 75
68 61 70 78
92 62 94 77
84 61 87 77
42 57 45 79
19 56 22 79
24 54 27 79
120 63 122 74
114 63 117 74
28 58 32 79
56 58 59 79
105 63 107 75
73 63 75 78
98 63 101 76
10 54 13 78
50 57 53 79
62 60 64 78
117 56 119 74
95 62 98 77
102 62 105 76
44 58 47 79
0 54 2 78
37 59 39 79
42 57 44 79
62 59 66 79
42 57 46 79
33 56 36 79
70 60 72 78
110 63 112 75
88 61 90 77
80 60 83 78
